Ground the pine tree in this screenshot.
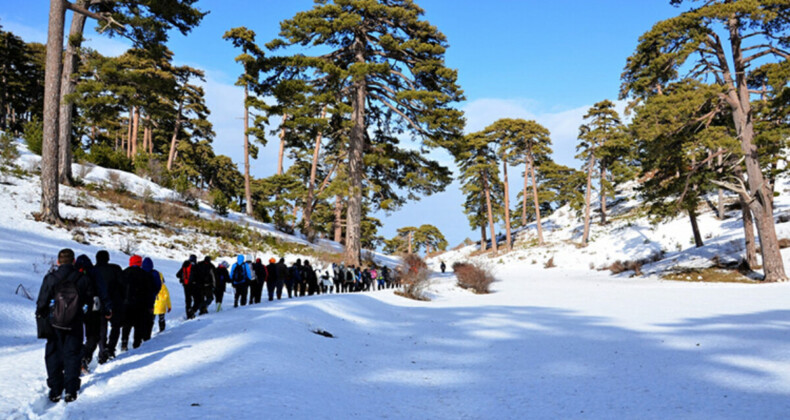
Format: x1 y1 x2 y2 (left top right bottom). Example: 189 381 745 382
262 0 464 265
621 0 789 281
457 131 503 254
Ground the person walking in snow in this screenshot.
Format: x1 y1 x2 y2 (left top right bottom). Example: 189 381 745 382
440 261 446 273
286 259 302 298
192 256 215 314
251 258 268 304
176 255 198 319
304 260 319 296
153 275 172 332
214 261 230 311
265 258 278 301
275 258 288 299
121 255 154 351
320 270 333 294
36 248 92 403
75 254 111 374
141 257 163 340
94 250 124 364
230 255 252 307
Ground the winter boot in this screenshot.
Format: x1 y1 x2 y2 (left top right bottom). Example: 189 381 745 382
64 393 77 403
216 302 222 312
48 392 61 403
80 359 91 376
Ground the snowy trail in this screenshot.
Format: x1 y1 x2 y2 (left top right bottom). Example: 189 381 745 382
4 268 789 419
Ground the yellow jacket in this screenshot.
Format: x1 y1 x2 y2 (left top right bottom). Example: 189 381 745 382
154 277 172 315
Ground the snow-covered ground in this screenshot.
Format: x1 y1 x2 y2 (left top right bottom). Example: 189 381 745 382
2 140 790 418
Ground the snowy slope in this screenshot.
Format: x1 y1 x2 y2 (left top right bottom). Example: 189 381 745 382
2 140 790 419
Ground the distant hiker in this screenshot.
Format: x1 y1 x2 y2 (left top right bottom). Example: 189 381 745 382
75 254 111 375
266 258 278 301
250 258 268 304
230 255 252 307
214 261 230 311
141 257 163 340
192 256 215 314
121 255 154 351
440 261 446 273
361 268 372 291
36 248 91 403
94 250 124 364
153 276 172 332
320 270 333 294
275 258 288 299
177 255 198 319
376 268 386 291
382 265 391 289
286 259 302 299
304 260 319 296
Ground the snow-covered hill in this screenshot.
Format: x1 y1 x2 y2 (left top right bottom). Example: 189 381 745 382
2 140 790 419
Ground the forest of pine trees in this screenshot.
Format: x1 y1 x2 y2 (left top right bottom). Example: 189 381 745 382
0 0 788 280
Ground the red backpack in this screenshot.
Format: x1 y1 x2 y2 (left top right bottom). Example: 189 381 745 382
182 265 192 285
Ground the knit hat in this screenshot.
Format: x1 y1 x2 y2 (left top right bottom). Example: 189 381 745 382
269 258 276 264
129 255 143 267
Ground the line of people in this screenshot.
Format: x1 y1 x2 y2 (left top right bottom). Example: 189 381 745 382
36 248 171 403
36 250 400 404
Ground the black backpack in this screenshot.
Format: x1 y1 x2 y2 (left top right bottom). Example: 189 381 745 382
232 264 247 285
51 272 81 330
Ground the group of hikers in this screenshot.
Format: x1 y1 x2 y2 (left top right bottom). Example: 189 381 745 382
35 248 399 404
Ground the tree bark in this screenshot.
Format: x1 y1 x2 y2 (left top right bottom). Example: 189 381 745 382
303 105 327 241
502 159 512 252
344 33 366 266
407 231 413 254
40 0 67 224
483 171 498 254
600 165 607 225
130 106 139 157
166 99 184 170
581 154 596 246
717 148 724 219
480 223 487 252
527 154 544 245
243 85 252 216
57 1 87 186
740 195 758 269
689 208 704 248
125 111 132 157
277 114 288 175
334 195 343 243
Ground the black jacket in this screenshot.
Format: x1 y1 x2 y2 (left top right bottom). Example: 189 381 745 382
36 264 91 326
123 266 155 308
214 267 229 293
275 262 288 284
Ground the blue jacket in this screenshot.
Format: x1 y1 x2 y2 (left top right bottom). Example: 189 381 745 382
142 257 163 304
229 255 253 285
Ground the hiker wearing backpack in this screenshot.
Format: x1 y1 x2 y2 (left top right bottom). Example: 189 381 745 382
250 258 268 304
287 259 302 298
230 255 252 307
75 254 112 375
214 261 230 311
304 260 319 296
176 255 197 319
141 258 163 340
94 250 124 364
35 248 92 403
120 255 155 351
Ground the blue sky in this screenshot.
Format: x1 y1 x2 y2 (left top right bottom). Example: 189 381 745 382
0 1 683 248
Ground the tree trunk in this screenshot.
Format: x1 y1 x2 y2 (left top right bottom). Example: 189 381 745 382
166 99 184 171
717 149 725 219
277 114 288 175
689 208 704 248
344 34 366 266
727 17 786 281
480 223 487 251
502 159 512 252
740 195 758 269
57 1 87 187
483 171 498 254
334 195 343 243
528 154 544 245
243 86 252 216
581 154 596 246
303 105 327 241
407 231 413 254
125 111 132 157
130 106 139 157
600 165 607 225
40 0 67 224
